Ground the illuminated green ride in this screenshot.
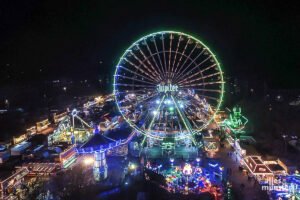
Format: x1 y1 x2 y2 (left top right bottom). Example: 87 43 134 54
113 31 224 154
222 106 248 138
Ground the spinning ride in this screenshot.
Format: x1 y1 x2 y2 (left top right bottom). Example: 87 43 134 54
222 106 248 137
113 31 224 148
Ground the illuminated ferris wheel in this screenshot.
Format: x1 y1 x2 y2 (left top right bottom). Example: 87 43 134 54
113 31 224 144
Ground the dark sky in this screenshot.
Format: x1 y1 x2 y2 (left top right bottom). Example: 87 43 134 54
0 0 299 88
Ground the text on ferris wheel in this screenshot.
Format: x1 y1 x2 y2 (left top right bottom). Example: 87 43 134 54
157 84 178 93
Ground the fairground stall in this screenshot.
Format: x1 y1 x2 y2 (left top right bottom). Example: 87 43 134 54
0 167 29 198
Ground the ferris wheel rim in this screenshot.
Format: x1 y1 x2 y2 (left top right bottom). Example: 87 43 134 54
113 31 224 138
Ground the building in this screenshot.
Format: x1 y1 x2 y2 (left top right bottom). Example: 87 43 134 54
59 146 77 169
0 167 29 198
26 126 37 138
264 160 286 175
53 111 68 123
0 151 10 164
23 162 59 177
10 141 31 156
36 119 51 132
243 156 273 181
13 134 27 145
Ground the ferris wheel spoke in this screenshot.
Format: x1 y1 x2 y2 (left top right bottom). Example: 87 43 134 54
124 58 158 82
173 38 190 78
179 80 224 87
174 47 205 82
173 44 202 82
118 65 157 83
199 62 217 73
176 63 217 84
115 89 154 95
144 40 165 79
174 55 213 84
161 33 168 78
136 45 162 80
152 36 166 78
129 52 160 83
115 74 157 85
171 35 183 75
115 83 156 88
168 34 173 78
178 71 222 85
173 43 197 81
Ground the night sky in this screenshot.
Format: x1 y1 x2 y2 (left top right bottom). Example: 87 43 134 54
0 0 299 88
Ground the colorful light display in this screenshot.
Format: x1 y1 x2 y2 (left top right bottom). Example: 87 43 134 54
13 134 27 145
36 119 51 132
59 146 77 168
48 115 92 145
146 161 223 199
183 163 193 175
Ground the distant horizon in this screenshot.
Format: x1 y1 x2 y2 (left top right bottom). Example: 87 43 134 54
0 1 299 89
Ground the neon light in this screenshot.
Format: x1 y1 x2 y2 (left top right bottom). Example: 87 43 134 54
183 163 193 175
222 106 248 136
113 31 224 139
76 139 126 154
63 157 76 168
209 163 218 168
157 84 178 93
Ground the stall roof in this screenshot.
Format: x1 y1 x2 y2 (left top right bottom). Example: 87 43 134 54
267 164 285 172
23 162 58 173
11 141 31 152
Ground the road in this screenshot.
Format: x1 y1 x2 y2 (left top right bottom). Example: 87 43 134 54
217 142 269 200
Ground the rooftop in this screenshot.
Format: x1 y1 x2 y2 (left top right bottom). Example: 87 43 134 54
267 164 285 172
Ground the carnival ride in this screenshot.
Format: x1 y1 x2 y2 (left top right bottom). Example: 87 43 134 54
113 31 224 154
146 161 223 199
47 105 133 181
222 106 248 137
48 110 93 145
